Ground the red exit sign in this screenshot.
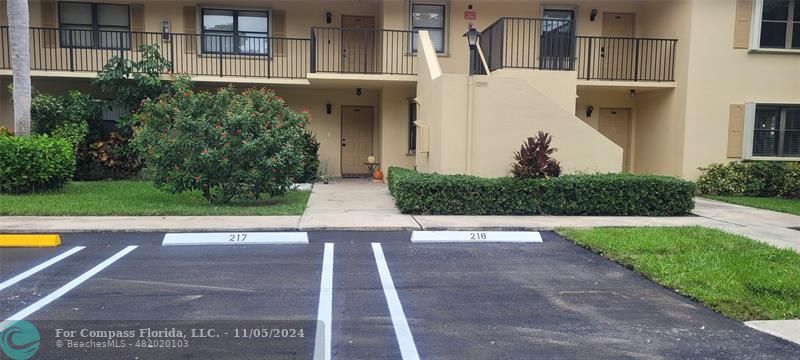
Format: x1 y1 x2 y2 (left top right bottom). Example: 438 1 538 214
464 10 476 20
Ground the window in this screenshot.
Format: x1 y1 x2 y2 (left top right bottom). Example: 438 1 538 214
408 100 417 153
758 0 800 49
750 104 800 157
202 9 270 55
411 3 446 52
59 2 130 49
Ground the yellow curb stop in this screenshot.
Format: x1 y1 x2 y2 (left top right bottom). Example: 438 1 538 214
0 234 61 247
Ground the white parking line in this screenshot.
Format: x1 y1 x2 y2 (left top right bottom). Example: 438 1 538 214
0 246 85 292
372 243 420 360
0 246 138 332
314 243 334 360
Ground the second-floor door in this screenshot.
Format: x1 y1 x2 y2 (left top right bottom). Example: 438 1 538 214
600 13 635 79
341 15 376 73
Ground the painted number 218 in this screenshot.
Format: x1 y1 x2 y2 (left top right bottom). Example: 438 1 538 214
228 234 248 242
469 232 487 240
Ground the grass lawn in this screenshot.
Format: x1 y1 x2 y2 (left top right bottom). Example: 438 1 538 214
557 226 800 321
705 196 800 216
0 181 310 216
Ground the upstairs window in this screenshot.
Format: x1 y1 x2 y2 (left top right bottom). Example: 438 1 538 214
411 3 446 53
202 9 270 55
752 104 800 157
59 2 130 49
759 0 800 49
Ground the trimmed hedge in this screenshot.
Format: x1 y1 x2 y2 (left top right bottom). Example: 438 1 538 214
0 135 76 193
697 161 800 198
388 167 695 216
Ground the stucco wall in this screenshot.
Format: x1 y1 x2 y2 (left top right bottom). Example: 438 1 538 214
680 0 800 178
470 74 622 176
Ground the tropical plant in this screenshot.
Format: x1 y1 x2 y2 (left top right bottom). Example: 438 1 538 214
132 81 308 203
7 0 31 135
295 131 321 183
94 44 173 116
511 131 562 179
31 90 100 150
75 132 142 180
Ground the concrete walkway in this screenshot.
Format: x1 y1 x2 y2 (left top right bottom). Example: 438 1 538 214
693 198 800 252
297 178 420 231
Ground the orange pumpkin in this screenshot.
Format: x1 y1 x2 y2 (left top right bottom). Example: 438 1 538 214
373 169 384 180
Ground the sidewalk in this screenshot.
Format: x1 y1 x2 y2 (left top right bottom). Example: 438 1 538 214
693 198 800 252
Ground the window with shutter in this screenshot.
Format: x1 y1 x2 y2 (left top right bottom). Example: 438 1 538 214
59 2 131 50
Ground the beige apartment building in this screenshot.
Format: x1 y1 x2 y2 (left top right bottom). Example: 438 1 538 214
0 0 798 179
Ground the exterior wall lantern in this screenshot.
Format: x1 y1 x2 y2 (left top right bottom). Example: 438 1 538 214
326 12 332 24
590 9 598 22
586 105 594 117
464 26 482 75
326 103 332 115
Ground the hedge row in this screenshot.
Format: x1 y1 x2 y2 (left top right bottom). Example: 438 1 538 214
697 161 800 198
387 167 695 216
0 135 76 193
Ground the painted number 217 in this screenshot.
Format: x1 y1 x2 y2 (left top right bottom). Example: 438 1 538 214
228 234 248 242
469 232 487 240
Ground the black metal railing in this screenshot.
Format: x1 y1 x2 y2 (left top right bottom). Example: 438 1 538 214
576 36 677 81
310 27 417 75
0 27 310 79
479 17 576 72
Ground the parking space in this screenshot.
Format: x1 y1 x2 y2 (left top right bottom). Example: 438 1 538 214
0 231 798 359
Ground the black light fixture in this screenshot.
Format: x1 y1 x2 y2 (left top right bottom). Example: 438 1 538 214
326 12 332 24
326 103 332 114
629 89 637 97
356 88 362 96
586 105 594 118
590 9 598 22
463 26 481 48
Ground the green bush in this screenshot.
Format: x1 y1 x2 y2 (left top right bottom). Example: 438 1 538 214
387 167 695 216
31 90 99 149
294 131 320 183
697 161 799 198
0 135 76 193
132 80 308 203
781 163 800 198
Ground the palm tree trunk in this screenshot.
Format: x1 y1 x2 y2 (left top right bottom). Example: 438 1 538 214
7 0 31 136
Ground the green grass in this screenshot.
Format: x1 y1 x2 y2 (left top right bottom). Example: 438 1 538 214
0 181 310 216
705 196 800 216
557 226 800 321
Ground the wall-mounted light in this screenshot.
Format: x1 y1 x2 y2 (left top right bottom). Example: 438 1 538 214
161 20 170 41
586 105 594 118
356 88 362 96
590 9 598 22
326 12 332 24
326 103 332 114
463 26 481 48
629 89 637 97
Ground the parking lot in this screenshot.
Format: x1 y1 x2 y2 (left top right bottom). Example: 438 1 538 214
1 231 799 359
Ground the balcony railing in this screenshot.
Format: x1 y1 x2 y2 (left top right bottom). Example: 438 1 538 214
575 36 677 82
478 18 677 82
310 27 417 75
0 27 310 79
480 17 577 73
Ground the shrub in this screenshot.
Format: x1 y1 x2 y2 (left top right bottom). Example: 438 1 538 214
0 126 12 136
133 81 308 203
31 90 99 149
388 167 695 216
75 132 142 180
781 162 800 199
294 131 320 183
696 161 799 197
0 135 75 193
511 131 561 179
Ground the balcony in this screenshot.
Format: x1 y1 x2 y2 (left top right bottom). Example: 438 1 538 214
478 17 677 82
0 27 418 83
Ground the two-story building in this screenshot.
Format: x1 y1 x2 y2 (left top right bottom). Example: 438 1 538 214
1 0 798 179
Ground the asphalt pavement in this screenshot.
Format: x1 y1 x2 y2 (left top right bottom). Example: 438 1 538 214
0 231 798 359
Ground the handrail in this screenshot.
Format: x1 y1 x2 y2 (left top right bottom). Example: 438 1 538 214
309 27 418 75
